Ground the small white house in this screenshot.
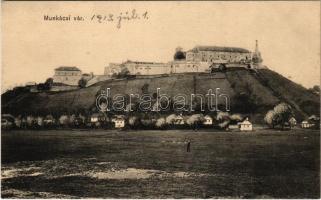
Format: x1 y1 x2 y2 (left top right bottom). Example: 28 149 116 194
239 118 253 131
90 115 99 123
289 117 297 127
112 117 125 128
301 120 314 128
203 115 213 125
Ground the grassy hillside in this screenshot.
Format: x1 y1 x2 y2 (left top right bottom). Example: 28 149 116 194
2 68 319 122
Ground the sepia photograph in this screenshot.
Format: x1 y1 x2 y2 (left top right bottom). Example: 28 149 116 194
1 1 320 198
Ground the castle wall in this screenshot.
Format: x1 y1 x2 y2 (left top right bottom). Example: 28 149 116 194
186 51 252 63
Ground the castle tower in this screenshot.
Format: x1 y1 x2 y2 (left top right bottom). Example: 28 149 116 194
252 40 263 64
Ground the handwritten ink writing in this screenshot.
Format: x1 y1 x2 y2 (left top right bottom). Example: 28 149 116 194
43 9 149 29
91 9 149 29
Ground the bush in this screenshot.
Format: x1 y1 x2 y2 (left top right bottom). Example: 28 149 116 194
59 115 70 127
216 112 230 121
264 103 294 129
128 116 140 128
155 117 166 129
78 78 87 88
26 116 36 128
36 116 44 127
186 114 205 128
166 114 177 125
14 117 22 128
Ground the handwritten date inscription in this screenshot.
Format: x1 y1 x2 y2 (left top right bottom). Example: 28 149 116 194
92 9 149 28
43 9 149 29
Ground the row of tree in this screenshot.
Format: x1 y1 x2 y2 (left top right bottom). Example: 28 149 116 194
4 112 244 130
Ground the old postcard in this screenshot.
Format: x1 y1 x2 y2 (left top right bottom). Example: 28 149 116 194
1 1 320 199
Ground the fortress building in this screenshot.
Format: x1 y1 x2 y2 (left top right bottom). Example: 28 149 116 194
185 46 252 64
104 41 265 76
104 60 170 76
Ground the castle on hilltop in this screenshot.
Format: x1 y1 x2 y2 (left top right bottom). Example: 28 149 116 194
50 41 264 88
104 41 265 76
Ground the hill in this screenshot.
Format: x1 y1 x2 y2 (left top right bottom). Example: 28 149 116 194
2 68 319 123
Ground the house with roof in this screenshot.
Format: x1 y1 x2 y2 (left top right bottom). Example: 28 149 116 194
90 113 107 123
53 66 82 86
112 115 126 128
301 120 315 129
238 118 253 131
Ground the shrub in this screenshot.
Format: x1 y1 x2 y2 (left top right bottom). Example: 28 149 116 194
26 116 36 128
264 110 275 128
166 114 177 125
155 117 166 128
78 78 87 88
216 112 230 121
59 115 70 127
264 103 294 129
14 117 22 128
141 118 153 127
128 116 140 128
36 116 44 127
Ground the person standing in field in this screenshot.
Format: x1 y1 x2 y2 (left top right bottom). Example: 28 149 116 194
187 140 191 152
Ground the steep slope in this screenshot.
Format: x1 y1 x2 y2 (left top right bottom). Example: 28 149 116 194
2 68 319 122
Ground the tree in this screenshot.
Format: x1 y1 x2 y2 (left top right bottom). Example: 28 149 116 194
186 114 205 129
166 114 177 125
229 114 243 124
59 115 70 127
141 83 149 94
116 67 130 78
308 85 320 95
264 110 276 128
43 78 53 90
155 117 166 129
45 78 54 88
174 51 186 60
78 78 87 88
128 116 140 128
219 64 227 71
264 103 294 129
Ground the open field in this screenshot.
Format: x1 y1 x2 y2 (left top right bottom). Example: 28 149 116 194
1 129 320 198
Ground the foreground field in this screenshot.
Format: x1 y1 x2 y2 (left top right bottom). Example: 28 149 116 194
1 129 320 198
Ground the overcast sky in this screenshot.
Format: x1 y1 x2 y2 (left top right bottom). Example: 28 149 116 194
2 1 320 92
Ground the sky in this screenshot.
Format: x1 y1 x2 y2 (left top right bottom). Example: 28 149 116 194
2 1 320 92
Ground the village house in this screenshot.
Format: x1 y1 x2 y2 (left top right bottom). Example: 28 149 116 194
90 113 106 123
238 118 253 131
301 120 315 129
112 115 125 128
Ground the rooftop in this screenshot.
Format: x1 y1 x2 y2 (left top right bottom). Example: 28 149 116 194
188 46 250 53
123 60 165 65
55 66 81 71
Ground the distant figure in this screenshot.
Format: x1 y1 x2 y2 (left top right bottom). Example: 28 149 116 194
187 140 191 152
